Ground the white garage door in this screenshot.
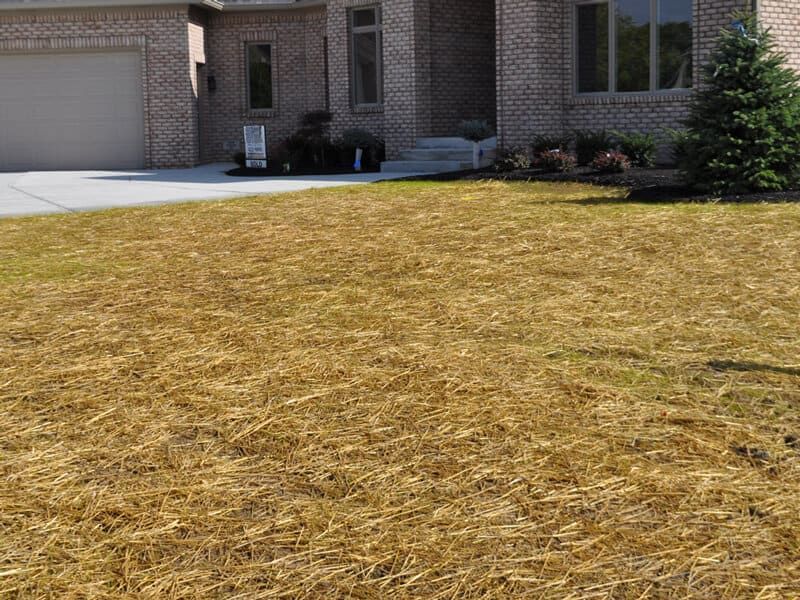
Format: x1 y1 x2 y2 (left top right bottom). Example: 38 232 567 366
0 51 145 171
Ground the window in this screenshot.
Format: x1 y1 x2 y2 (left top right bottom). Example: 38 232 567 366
575 0 692 94
247 44 273 110
351 6 383 106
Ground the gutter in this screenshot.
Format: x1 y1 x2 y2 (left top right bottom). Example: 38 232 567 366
0 0 224 9
0 0 330 11
219 0 325 11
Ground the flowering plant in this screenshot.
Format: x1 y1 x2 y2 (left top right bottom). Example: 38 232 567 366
535 149 577 173
591 150 631 173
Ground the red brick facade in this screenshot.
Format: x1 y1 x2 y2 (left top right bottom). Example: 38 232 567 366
1 0 797 168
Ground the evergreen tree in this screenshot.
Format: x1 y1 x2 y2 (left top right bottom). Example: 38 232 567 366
681 12 800 193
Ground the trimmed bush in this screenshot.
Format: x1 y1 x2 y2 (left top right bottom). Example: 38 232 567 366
338 128 385 169
591 150 631 173
494 147 532 172
681 12 800 192
664 128 691 168
612 131 657 168
535 150 577 173
574 129 614 166
458 120 495 143
530 134 572 155
297 110 334 167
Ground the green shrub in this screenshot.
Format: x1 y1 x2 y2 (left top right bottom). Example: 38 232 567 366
573 129 613 166
494 147 531 172
611 131 656 168
530 134 572 155
458 120 495 143
591 150 631 173
340 128 378 150
296 110 334 167
681 12 800 192
535 150 577 173
338 128 385 168
663 128 691 168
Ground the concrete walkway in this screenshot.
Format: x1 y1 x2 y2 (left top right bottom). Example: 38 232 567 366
0 163 419 218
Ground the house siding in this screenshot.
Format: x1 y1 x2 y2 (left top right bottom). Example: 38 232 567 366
3 0 799 169
325 0 386 146
429 0 496 135
758 0 800 72
495 0 751 154
0 6 201 168
202 7 327 161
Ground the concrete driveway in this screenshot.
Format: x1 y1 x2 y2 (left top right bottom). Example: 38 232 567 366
0 163 418 218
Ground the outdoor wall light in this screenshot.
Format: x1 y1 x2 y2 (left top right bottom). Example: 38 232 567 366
207 75 217 93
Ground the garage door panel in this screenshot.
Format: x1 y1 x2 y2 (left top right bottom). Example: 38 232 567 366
0 51 145 171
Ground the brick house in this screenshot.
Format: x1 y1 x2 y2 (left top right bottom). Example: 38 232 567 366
0 0 795 171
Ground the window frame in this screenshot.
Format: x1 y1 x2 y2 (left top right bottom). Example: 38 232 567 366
573 0 693 97
350 5 384 108
245 41 276 113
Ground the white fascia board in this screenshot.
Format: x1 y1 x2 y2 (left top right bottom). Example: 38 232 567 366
0 0 224 11
219 0 325 10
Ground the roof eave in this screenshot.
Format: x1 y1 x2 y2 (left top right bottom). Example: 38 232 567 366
0 0 224 11
219 0 324 10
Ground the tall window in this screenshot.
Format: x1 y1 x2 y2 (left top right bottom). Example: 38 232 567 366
575 0 692 94
351 6 383 106
247 43 273 110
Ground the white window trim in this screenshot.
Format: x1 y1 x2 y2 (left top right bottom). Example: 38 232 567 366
350 5 384 109
245 41 276 114
573 0 693 97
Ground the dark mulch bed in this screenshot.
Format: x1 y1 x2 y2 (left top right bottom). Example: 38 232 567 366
397 166 800 203
227 165 378 177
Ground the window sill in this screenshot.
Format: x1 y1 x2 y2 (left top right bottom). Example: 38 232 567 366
246 109 277 118
570 91 692 106
352 105 384 114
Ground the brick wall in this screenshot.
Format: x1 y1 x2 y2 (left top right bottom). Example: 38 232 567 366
495 0 750 154
429 0 496 135
495 0 565 149
758 0 800 72
203 7 327 161
188 7 208 164
327 0 440 159
0 7 201 168
325 0 386 146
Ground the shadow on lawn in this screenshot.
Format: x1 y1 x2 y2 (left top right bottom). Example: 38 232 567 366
708 360 800 377
561 186 800 205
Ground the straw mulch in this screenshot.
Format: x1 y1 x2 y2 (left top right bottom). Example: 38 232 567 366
1 181 799 598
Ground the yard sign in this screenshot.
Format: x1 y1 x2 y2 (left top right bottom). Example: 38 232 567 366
243 125 267 169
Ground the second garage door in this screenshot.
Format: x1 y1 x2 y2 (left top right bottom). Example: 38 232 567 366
0 51 145 172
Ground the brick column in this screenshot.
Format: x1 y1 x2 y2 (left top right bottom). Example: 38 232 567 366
495 0 565 150
382 0 433 158
750 0 800 72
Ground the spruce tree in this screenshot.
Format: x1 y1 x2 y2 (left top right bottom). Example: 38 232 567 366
681 12 800 193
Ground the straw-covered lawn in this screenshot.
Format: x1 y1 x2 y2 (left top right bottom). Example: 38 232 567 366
1 181 799 598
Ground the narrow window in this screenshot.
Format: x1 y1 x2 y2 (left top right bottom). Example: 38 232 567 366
616 0 650 92
576 3 610 93
247 44 273 110
658 0 692 89
351 6 383 106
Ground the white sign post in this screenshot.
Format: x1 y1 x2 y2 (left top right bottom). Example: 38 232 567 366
243 125 267 169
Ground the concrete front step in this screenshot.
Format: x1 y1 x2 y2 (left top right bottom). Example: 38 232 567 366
399 148 497 161
380 160 471 173
416 136 497 150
